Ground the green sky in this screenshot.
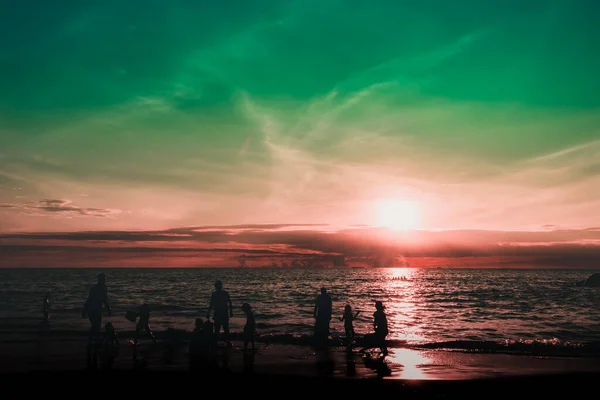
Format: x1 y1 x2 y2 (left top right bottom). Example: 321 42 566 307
1 0 599 233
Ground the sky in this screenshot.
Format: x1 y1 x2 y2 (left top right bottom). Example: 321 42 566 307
1 0 599 267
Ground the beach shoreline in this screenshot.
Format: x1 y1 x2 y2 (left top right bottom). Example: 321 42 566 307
3 333 600 380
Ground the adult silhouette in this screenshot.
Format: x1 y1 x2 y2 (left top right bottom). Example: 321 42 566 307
207 280 233 345
373 301 389 355
313 287 332 344
134 303 156 345
82 273 111 366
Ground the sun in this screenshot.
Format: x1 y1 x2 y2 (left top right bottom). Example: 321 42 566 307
375 199 420 231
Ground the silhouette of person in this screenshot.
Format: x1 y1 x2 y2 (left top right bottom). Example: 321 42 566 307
202 319 217 370
340 304 360 344
313 287 332 344
42 293 51 321
362 353 391 378
135 303 156 345
203 319 215 344
220 341 231 372
100 322 119 369
373 301 389 355
207 280 233 345
82 273 111 366
164 328 180 365
189 318 204 371
242 303 256 351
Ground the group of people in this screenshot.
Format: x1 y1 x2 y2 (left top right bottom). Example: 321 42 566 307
313 287 389 354
187 301 255 372
78 274 388 368
80 275 256 367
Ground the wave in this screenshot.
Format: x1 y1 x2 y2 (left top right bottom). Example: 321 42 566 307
412 338 600 357
5 326 600 357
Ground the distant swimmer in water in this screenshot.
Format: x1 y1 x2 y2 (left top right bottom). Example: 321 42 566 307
82 273 112 367
42 293 51 321
207 280 233 345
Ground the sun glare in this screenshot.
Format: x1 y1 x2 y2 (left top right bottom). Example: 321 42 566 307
375 199 420 231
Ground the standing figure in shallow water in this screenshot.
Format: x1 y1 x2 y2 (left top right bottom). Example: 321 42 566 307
340 304 360 344
373 301 389 355
135 303 156 345
82 273 111 367
207 280 233 346
42 293 51 321
313 287 333 345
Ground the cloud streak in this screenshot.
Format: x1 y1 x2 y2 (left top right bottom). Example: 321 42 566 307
1 199 120 218
1 225 599 268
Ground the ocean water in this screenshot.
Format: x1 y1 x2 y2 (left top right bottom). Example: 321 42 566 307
1 268 599 356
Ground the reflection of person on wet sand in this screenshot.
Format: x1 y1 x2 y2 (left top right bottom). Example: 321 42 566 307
42 293 51 321
339 304 360 344
315 346 335 376
243 349 255 374
313 287 332 343
345 347 356 377
207 280 233 346
82 273 111 367
362 353 391 378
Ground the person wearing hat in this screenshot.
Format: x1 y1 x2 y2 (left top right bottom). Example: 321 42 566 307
83 273 112 366
206 280 233 346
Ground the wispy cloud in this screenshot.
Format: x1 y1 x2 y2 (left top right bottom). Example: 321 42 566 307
1 1 599 237
1 199 120 218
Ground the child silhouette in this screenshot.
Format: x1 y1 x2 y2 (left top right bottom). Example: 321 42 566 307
339 304 360 344
242 303 256 351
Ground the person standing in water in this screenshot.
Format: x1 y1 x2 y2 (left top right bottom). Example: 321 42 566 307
82 273 112 366
339 304 360 344
42 293 51 321
313 287 333 343
134 303 156 345
206 280 233 345
373 301 389 355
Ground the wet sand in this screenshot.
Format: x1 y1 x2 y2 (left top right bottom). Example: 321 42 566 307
1 323 599 399
2 333 600 382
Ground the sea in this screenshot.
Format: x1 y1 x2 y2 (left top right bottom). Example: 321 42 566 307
1 268 599 357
